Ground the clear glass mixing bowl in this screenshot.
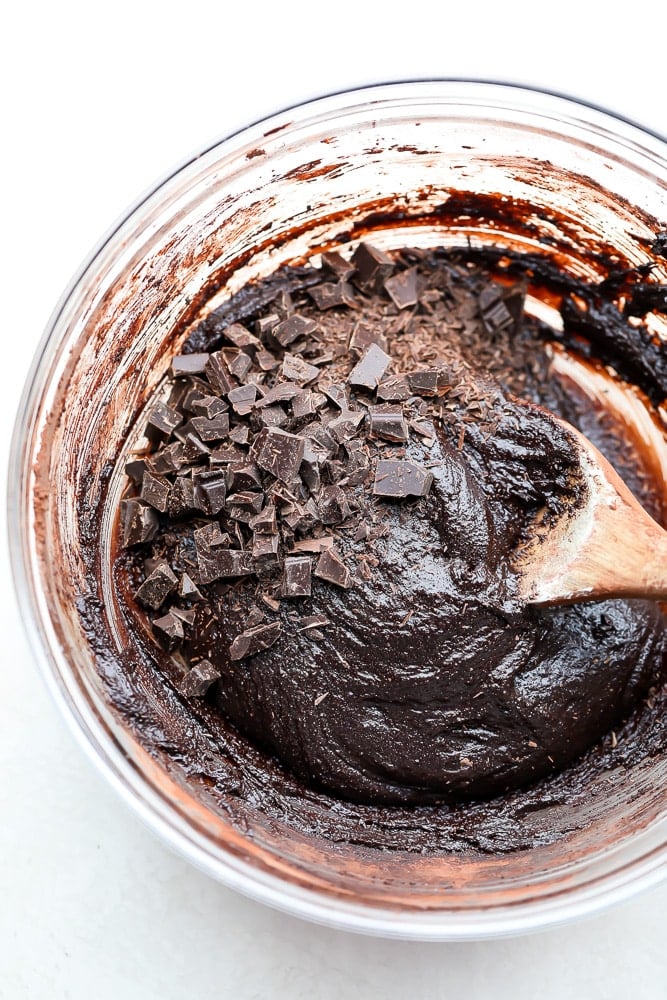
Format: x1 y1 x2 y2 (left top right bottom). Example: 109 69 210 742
8 81 667 939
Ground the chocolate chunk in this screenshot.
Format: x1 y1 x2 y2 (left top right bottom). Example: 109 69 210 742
170 606 197 627
256 349 280 371
321 250 355 280
227 490 264 517
369 404 409 442
170 353 210 377
348 322 388 355
120 498 159 547
229 622 282 660
351 242 394 291
252 533 280 560
179 659 220 697
282 556 312 598
328 409 366 444
260 594 281 613
175 429 210 458
252 427 305 482
124 459 147 483
410 418 437 442
273 314 317 347
292 391 318 422
135 562 178 610
140 470 171 513
297 614 330 631
190 412 230 441
376 375 411 401
227 384 257 415
209 445 246 465
194 522 228 552
308 281 357 310
258 404 289 428
205 351 235 396
406 368 449 397
255 382 302 407
314 547 352 588
256 313 280 336
192 396 229 420
348 344 391 391
179 573 203 601
226 461 262 492
317 486 351 525
222 322 261 351
152 612 184 651
197 547 255 585
373 459 433 498
320 382 348 409
192 470 227 514
479 284 514 334
228 352 253 380
229 425 250 446
168 475 196 517
384 266 418 309
145 401 182 438
282 353 320 384
149 442 187 474
248 504 278 534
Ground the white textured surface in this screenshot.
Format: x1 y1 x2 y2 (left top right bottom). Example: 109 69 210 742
2 4 666 997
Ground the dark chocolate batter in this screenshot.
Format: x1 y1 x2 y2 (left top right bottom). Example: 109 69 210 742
117 245 667 811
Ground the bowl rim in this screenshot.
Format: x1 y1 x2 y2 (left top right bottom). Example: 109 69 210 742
8 78 667 940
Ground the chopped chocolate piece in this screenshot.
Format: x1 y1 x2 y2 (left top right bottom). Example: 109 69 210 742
149 442 187 474
282 556 312 598
373 459 434 498
197 547 255 585
410 418 437 441
349 321 388 355
194 522 228 553
227 491 264 522
314 547 352 588
479 284 514 334
190 412 230 441
255 382 302 407
256 349 280 371
320 382 348 409
170 353 210 377
179 659 220 697
260 594 281 613
348 344 391 391
170 606 197 627
152 612 184 651
328 409 366 444
228 352 253 380
192 470 227 514
140 470 171 513
178 379 211 413
226 462 262 492
384 266 418 310
256 313 280 336
321 249 355 280
192 396 228 420
222 322 261 351
303 422 337 457
229 621 282 660
258 404 289 428
274 288 293 316
406 368 449 397
376 375 411 402
351 242 394 291
145 400 182 438
205 351 235 396
353 521 370 542
227 383 257 415
248 504 278 534
229 425 250 446
252 427 305 482
124 458 147 483
369 404 409 442
282 353 320 385
135 562 178 610
120 498 159 547
317 485 352 525
179 573 203 601
292 391 318 422
209 445 246 465
252 533 280 560
168 475 196 517
245 605 266 629
175 428 210 458
308 281 357 310
297 614 330 631
273 314 317 347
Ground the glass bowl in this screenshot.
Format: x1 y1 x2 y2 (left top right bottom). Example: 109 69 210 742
8 81 667 940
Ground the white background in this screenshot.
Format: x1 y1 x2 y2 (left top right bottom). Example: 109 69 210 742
2 3 667 997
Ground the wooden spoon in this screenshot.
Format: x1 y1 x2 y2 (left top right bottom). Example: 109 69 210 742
515 417 667 606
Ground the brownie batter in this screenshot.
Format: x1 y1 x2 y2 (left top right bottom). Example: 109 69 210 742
116 244 667 810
